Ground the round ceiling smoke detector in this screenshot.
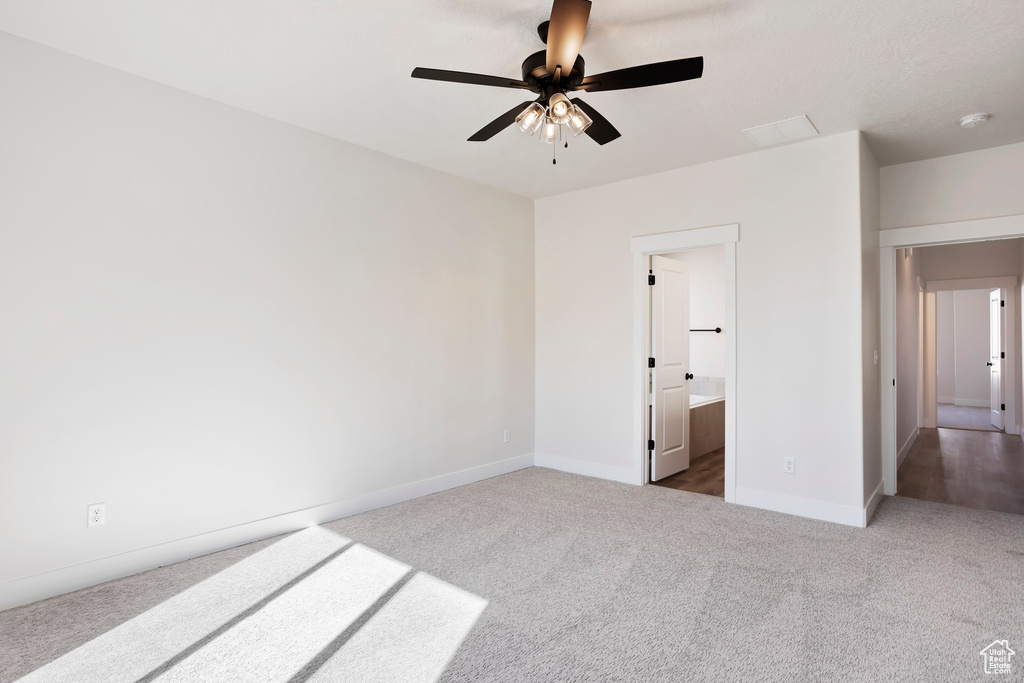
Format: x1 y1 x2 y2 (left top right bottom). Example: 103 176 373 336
959 113 989 129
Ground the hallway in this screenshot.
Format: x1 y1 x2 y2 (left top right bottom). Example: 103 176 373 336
897 428 1024 515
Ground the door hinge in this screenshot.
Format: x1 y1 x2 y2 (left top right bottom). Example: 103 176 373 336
648 357 656 368
1001 352 1005 358
1002 404 1006 411
1001 300 1005 307
648 439 655 451
649 274 656 285
893 379 896 387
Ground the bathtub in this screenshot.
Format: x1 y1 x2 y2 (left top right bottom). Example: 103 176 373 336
689 394 725 460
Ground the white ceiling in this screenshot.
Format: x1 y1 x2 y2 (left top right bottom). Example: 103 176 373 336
1 0 1022 198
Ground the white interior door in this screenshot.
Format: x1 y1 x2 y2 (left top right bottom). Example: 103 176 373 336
990 289 1004 429
650 255 691 481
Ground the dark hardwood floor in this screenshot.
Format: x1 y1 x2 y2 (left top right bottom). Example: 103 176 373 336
652 447 724 497
897 427 1024 515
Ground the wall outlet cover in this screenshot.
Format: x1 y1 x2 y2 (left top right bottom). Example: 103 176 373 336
784 457 796 474
87 503 106 527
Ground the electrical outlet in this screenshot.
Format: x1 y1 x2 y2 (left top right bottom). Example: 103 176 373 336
784 457 795 474
87 503 106 527
503 429 511 443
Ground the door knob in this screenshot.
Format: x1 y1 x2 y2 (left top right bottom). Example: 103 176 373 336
685 373 694 380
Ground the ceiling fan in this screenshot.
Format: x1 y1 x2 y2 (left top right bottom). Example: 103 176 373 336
411 0 703 155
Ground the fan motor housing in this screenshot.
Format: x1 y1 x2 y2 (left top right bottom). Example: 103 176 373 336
521 50 585 92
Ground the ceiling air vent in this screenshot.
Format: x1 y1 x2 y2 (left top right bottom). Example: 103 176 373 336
742 115 819 148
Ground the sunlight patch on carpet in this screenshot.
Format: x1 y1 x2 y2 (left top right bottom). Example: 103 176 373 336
306 573 488 682
17 527 486 683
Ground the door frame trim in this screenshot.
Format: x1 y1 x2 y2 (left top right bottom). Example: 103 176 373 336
880 213 1024 496
631 224 738 501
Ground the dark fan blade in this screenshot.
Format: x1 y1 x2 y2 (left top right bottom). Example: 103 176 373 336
468 101 536 142
575 56 703 92
411 67 531 90
572 98 620 145
545 0 592 80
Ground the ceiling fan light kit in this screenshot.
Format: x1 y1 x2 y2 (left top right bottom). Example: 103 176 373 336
515 102 547 134
411 0 704 162
567 105 593 136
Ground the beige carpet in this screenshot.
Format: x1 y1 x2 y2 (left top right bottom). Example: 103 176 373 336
2 467 1023 682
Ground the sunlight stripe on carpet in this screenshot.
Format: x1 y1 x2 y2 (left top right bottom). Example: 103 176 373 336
18 527 350 683
151 543 409 682
305 572 488 683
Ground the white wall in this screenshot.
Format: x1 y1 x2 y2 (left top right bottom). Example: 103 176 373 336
920 240 1024 281
664 248 725 378
1020 240 1024 432
895 248 921 451
859 137 881 506
880 142 1024 230
536 131 872 522
952 290 992 404
0 34 535 603
936 291 956 403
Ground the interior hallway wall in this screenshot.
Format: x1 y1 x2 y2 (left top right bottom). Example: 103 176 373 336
935 291 956 403
895 248 921 457
0 34 536 605
880 142 1024 230
920 240 1023 281
1020 240 1024 433
859 136 881 507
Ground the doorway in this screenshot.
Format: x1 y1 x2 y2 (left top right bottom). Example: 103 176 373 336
883 235 1024 515
934 287 1006 432
630 224 737 502
647 247 727 497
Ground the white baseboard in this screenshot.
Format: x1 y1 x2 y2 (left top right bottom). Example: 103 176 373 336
534 452 638 485
864 480 885 526
734 486 867 527
938 396 955 405
953 398 989 408
897 427 919 469
0 453 535 612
